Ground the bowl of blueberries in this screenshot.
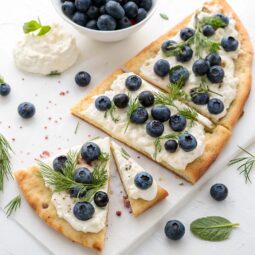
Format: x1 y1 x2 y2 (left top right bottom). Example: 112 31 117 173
52 0 158 42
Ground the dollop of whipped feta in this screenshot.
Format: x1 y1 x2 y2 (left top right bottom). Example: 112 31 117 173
13 23 79 75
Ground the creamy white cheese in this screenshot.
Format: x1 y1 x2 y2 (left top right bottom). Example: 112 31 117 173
13 23 79 75
82 72 207 171
140 5 241 122
111 142 157 201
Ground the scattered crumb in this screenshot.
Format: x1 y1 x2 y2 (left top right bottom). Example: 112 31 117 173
116 211 122 217
123 196 131 209
179 182 184 186
59 91 65 96
40 150 50 158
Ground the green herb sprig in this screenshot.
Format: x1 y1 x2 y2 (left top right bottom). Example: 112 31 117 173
104 104 120 123
0 75 5 84
124 97 140 133
23 18 51 36
121 148 130 160
160 13 169 20
4 195 21 217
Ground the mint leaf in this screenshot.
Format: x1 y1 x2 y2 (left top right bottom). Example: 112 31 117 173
160 13 169 20
23 20 41 34
190 216 239 241
37 25 51 36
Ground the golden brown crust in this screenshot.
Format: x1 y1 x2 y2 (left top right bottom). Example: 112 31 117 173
15 166 106 252
124 0 253 130
71 69 231 183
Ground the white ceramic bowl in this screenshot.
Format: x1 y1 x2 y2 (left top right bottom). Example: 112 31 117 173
51 0 158 42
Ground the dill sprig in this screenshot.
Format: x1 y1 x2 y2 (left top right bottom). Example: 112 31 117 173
121 147 130 160
104 104 120 123
228 146 255 183
0 134 13 191
124 97 139 133
200 16 227 29
178 107 198 126
4 195 21 217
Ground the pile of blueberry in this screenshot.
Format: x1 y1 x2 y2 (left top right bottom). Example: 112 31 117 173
95 74 198 153
61 0 152 31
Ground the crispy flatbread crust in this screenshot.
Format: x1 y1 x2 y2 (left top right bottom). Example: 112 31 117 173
71 69 231 183
124 0 253 130
15 166 107 252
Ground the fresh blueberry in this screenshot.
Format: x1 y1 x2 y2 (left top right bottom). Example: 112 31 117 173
146 120 164 137
105 0 125 19
139 0 152 11
151 105 170 122
192 59 210 76
94 191 109 207
117 16 132 29
207 65 224 83
138 91 154 107
86 5 99 19
179 133 197 152
164 139 178 153
207 98 224 114
221 36 239 52
72 12 88 26
74 167 93 184
18 102 36 119
69 187 85 198
95 95 112 111
75 0 91 12
130 107 148 124
81 142 101 162
134 171 153 190
123 1 138 18
62 1 76 17
161 40 176 54
214 13 229 27
97 14 117 30
125 75 142 91
136 8 147 22
75 71 91 86
73 202 95 221
99 5 106 14
169 114 186 132
210 183 228 201
169 66 189 85
86 19 98 29
164 220 185 240
190 90 209 105
0 83 11 96
176 46 193 62
93 0 106 6
113 93 129 108
153 59 170 77
53 155 68 172
180 27 195 41
202 25 215 36
205 53 221 66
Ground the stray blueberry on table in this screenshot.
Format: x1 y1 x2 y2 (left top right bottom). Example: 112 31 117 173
164 220 185 240
210 183 228 201
81 142 101 162
130 107 148 124
95 95 112 111
134 171 153 190
18 102 36 119
0 83 11 96
94 191 109 207
73 202 95 221
75 71 91 86
207 98 224 114
74 167 93 184
146 120 164 137
53 155 68 172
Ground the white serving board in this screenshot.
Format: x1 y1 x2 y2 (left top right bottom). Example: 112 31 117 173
0 0 254 254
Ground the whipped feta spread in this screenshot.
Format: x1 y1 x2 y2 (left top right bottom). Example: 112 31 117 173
44 137 109 234
13 23 79 75
140 5 241 121
112 142 157 201
82 72 207 171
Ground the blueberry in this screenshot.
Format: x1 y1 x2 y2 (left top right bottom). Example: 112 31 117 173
221 36 239 52
176 46 193 62
164 220 185 240
192 59 210 76
153 59 170 77
93 0 106 6
146 120 164 137
53 155 68 172
74 167 93 184
97 14 117 30
86 19 98 29
86 5 99 19
161 40 176 54
139 0 152 11
75 71 91 86
214 13 229 27
207 98 224 114
123 1 138 18
18 102 36 119
210 183 228 201
151 105 170 122
138 91 154 107
72 12 88 26
180 27 195 41
75 0 91 12
73 202 95 221
134 171 153 190
99 5 106 14
130 107 148 124
178 133 197 152
169 114 186 132
105 0 125 19
117 16 132 29
205 53 221 66
125 75 142 91
164 139 178 153
190 89 209 105
94 191 109 207
202 25 215 36
62 1 76 17
81 142 101 161
169 66 189 85
136 8 147 22
0 83 11 96
207 65 224 83
113 93 129 108
69 187 85 198
95 95 112 111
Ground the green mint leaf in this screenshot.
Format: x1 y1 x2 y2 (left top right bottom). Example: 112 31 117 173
160 13 169 20
190 216 239 241
23 20 41 34
37 25 51 36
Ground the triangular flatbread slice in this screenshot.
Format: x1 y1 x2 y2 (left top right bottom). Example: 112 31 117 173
15 137 111 252
111 141 168 217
